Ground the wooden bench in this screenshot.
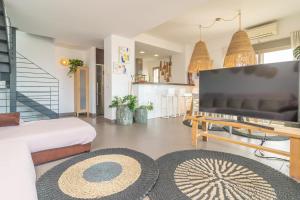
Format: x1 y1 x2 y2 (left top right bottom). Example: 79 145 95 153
188 116 300 181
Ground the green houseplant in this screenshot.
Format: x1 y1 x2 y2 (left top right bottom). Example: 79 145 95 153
135 102 154 124
68 59 84 76
294 46 300 60
109 95 137 125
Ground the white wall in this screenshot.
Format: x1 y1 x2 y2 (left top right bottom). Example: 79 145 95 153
54 45 89 113
16 31 95 114
104 35 135 120
88 47 97 115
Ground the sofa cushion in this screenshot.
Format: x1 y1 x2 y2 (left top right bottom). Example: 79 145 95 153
200 97 214 108
259 100 287 112
0 112 20 127
227 98 243 109
0 117 96 153
214 97 227 108
242 99 259 110
0 140 38 200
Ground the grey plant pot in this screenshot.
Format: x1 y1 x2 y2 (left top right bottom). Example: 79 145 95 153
135 108 148 124
116 105 133 125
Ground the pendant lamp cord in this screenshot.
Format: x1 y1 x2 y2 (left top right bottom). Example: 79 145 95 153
238 10 242 30
199 25 202 41
197 10 242 35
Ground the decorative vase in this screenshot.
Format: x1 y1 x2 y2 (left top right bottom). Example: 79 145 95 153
135 108 148 124
116 105 133 125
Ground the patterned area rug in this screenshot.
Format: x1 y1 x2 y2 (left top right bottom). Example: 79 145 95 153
149 150 300 200
37 148 159 200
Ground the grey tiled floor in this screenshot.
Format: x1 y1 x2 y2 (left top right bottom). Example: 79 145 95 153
36 116 290 179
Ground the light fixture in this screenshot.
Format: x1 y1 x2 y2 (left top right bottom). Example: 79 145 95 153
188 25 212 73
223 11 256 68
60 58 69 66
154 54 159 57
139 51 145 54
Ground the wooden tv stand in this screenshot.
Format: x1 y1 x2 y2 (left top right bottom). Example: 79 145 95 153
187 116 300 181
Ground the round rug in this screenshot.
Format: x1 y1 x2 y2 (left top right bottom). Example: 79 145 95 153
149 150 300 200
37 148 159 200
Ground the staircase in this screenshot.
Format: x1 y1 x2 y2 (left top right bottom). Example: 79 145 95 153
0 0 10 83
16 52 59 121
0 0 59 121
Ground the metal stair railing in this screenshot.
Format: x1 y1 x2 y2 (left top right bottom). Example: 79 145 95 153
15 52 59 121
0 0 60 121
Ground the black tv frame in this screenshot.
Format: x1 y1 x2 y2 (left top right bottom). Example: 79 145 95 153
198 61 300 127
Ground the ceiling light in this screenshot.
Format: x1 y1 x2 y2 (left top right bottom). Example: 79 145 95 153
139 51 145 54
188 25 212 73
154 54 159 57
189 41 212 73
223 11 256 67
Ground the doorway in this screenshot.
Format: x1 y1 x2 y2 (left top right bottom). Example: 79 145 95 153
96 49 104 116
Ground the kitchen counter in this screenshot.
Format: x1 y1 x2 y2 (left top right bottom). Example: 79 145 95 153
132 82 194 119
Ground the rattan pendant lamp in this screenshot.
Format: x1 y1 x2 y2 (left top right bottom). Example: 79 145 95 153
188 25 212 73
223 11 256 68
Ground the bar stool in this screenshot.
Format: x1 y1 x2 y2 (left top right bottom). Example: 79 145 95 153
161 88 176 118
182 92 193 123
176 88 187 116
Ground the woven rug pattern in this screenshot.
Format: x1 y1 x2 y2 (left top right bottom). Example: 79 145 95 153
149 150 300 200
37 148 159 200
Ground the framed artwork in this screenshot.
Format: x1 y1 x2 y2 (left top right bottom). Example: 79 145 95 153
113 62 127 74
113 47 130 74
119 47 130 65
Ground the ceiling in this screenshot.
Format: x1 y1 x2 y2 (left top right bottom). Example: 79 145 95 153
135 41 178 60
146 0 300 45
5 0 208 47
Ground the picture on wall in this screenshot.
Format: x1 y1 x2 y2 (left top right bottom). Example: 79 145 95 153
119 47 130 64
113 62 127 74
112 47 130 74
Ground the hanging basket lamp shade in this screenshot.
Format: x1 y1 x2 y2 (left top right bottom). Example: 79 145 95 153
223 30 256 67
188 40 212 73
223 11 256 68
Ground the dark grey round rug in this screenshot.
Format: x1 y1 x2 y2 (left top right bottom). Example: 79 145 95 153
37 148 159 200
149 150 300 200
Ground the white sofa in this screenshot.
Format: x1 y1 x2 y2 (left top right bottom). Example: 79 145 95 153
0 140 38 200
0 117 96 200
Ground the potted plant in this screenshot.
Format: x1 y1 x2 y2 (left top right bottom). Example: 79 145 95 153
109 95 137 125
68 59 84 76
135 102 154 124
294 46 300 60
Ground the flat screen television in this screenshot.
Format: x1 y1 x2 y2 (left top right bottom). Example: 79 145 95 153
199 61 300 123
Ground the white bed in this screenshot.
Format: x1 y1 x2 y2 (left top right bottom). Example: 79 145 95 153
0 117 96 153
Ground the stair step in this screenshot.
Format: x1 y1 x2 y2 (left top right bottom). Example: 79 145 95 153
0 29 7 41
0 72 10 81
0 62 9 72
0 42 8 52
0 17 5 27
0 52 9 63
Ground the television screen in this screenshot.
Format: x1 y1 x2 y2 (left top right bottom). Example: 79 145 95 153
199 61 300 122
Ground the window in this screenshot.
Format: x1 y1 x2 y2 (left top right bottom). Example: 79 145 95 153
153 67 160 83
254 38 294 64
263 49 294 64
